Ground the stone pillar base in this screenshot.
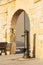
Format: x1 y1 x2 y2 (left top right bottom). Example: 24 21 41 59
10 42 16 54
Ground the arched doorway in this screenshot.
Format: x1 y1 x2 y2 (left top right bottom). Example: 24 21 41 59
11 9 30 54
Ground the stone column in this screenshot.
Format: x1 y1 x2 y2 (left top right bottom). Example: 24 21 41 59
10 28 16 54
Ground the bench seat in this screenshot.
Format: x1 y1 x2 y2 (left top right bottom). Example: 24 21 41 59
0 42 7 55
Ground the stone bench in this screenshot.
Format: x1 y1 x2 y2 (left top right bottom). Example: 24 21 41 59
0 42 7 55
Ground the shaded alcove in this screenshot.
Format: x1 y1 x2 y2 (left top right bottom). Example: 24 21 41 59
11 9 30 54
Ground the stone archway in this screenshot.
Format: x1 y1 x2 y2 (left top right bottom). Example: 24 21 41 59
10 9 30 54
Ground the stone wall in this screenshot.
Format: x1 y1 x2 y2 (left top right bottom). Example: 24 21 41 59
0 0 43 58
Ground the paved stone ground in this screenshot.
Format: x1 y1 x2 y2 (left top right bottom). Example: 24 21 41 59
0 54 43 65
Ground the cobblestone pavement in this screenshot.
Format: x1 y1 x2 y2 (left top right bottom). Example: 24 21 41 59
0 54 43 65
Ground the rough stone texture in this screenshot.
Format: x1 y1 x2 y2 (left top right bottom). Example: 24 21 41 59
0 54 43 65
0 0 43 58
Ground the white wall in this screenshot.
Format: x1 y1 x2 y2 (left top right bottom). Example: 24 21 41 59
16 11 30 47
16 12 24 47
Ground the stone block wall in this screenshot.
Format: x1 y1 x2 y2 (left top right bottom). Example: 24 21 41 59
0 0 43 58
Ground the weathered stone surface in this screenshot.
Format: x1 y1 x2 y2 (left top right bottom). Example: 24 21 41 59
0 0 43 58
